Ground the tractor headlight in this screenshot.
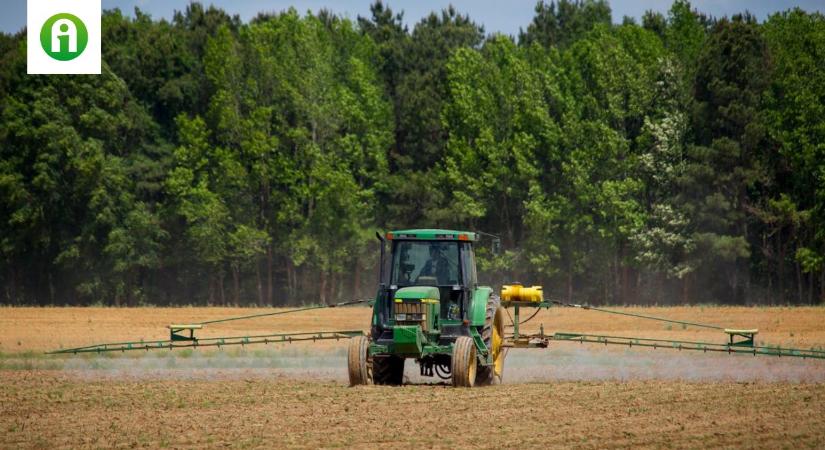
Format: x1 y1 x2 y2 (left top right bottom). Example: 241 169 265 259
396 313 407 321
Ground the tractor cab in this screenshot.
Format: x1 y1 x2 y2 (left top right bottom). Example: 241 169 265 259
388 234 477 322
373 230 478 339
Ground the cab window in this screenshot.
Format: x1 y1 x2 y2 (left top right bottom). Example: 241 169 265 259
461 243 477 287
391 241 460 286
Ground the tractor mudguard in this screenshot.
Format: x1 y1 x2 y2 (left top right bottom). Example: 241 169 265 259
469 287 492 326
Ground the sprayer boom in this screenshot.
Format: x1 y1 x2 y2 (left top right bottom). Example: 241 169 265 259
499 296 825 360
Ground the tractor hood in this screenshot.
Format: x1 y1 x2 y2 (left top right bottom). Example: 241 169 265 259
391 286 440 356
394 286 440 301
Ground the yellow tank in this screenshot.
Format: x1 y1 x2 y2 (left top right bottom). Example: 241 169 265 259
501 284 543 303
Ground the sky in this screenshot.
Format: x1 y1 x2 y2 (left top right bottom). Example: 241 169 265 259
3 0 824 35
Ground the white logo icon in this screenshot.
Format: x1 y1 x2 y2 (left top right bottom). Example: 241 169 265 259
51 19 78 53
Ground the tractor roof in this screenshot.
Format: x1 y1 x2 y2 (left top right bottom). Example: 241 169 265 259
387 229 477 241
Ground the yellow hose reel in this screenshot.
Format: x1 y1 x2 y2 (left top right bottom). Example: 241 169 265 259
501 284 543 303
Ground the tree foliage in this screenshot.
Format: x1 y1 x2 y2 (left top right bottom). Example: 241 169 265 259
1 1 824 305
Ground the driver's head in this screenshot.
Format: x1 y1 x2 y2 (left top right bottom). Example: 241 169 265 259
429 243 441 258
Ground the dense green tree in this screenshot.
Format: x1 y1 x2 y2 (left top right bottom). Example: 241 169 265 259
0 67 161 304
642 10 667 39
519 0 612 48
2 2 825 306
679 14 771 303
367 6 485 227
441 37 553 239
664 1 708 79
241 10 391 303
762 9 825 303
392 6 484 170
630 56 694 301
357 1 408 99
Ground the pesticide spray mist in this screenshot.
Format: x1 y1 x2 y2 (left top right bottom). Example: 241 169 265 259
18 343 824 383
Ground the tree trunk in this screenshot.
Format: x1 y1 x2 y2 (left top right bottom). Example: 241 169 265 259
256 257 264 306
621 264 628 304
326 271 333 303
333 272 340 302
319 269 327 305
777 232 785 303
353 256 361 299
682 273 689 304
48 270 55 306
796 260 803 305
126 272 133 307
611 255 617 304
266 244 273 306
566 272 573 304
603 271 609 305
287 259 295 300
743 222 750 304
218 269 226 306
621 249 630 305
8 266 16 305
764 233 772 305
328 272 334 303
208 271 215 306
233 265 240 306
809 271 814 306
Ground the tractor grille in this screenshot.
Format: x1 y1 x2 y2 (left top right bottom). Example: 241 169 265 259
394 302 428 331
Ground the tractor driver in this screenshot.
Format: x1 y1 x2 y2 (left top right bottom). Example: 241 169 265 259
418 243 450 285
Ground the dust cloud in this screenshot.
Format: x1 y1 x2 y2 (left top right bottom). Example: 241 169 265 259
15 342 824 383
500 347 825 383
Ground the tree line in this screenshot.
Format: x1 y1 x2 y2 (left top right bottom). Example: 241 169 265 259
1 1 824 306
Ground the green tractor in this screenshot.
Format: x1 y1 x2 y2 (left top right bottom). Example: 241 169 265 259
348 229 506 387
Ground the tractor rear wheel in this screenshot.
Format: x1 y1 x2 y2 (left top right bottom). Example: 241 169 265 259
476 295 506 386
372 355 404 385
451 336 477 387
347 335 371 386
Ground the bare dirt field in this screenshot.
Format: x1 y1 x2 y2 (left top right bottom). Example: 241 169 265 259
1 306 824 448
3 371 824 449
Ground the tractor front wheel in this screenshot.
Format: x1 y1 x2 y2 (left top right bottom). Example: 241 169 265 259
347 335 371 386
451 336 477 387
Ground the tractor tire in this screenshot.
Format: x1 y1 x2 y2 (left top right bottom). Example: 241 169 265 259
476 295 506 386
347 335 371 386
372 355 404 385
451 336 477 387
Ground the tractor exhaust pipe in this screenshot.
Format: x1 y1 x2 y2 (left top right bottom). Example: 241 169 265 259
376 231 387 287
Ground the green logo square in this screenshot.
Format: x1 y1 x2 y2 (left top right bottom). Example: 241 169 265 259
40 13 88 61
